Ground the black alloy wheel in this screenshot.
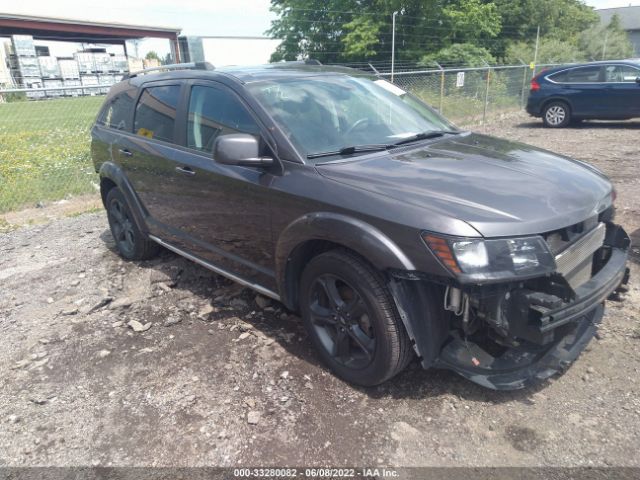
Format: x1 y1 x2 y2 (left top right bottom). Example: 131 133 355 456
105 187 159 260
300 250 413 386
308 273 376 369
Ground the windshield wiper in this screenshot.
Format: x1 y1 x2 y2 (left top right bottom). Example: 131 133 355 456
391 129 460 147
307 144 392 160
306 130 461 159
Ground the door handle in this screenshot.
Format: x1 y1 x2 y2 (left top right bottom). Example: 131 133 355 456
175 166 196 176
118 148 133 157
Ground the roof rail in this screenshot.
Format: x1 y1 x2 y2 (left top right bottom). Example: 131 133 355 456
276 59 322 66
124 61 215 79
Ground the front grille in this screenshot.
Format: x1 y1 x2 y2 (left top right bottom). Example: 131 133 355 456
553 222 606 288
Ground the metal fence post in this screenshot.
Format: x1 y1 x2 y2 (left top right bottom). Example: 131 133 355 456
520 63 529 108
436 62 445 114
482 65 491 126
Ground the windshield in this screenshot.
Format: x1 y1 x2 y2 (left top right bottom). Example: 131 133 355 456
247 75 456 161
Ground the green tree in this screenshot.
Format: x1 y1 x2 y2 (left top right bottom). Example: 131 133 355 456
442 0 502 45
341 16 383 59
504 38 585 65
489 0 598 59
579 14 634 61
266 0 600 65
267 0 482 63
421 43 496 67
491 0 597 40
145 51 161 63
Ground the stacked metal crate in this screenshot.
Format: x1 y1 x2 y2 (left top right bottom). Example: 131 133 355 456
59 58 82 96
75 51 98 95
111 54 129 82
95 52 114 94
8 35 44 98
127 57 144 75
38 56 63 97
0 42 13 87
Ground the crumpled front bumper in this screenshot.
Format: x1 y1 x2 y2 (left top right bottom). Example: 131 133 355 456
435 225 630 390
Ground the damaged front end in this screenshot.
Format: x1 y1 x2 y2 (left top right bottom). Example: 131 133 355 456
394 217 630 390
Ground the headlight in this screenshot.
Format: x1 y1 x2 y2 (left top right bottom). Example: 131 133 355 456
423 233 557 282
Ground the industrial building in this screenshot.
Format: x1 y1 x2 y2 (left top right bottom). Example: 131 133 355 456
177 35 282 71
0 13 282 100
0 13 181 95
597 6 640 57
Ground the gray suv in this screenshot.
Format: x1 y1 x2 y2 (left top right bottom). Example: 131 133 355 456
91 61 630 390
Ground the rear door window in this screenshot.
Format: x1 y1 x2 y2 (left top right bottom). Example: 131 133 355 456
133 85 181 143
97 89 136 131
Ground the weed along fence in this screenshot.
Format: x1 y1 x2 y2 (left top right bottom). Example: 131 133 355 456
0 62 566 214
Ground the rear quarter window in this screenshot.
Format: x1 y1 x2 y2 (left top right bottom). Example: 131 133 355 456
96 88 136 131
547 71 568 83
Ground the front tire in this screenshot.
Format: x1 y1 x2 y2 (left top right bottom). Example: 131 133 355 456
299 250 413 386
542 101 571 128
106 188 159 261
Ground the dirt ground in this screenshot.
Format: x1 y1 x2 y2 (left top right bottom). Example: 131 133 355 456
1 113 639 468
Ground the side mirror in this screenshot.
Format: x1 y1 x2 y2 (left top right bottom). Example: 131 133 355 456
213 134 273 167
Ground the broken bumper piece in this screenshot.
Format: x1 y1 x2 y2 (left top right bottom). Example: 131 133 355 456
435 227 630 391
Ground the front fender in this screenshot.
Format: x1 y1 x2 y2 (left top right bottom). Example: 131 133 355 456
275 212 416 308
98 162 149 235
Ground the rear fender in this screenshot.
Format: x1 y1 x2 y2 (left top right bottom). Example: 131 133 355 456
98 162 149 235
542 96 572 113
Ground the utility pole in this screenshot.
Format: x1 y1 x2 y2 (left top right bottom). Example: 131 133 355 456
532 25 540 78
391 11 398 82
602 30 609 60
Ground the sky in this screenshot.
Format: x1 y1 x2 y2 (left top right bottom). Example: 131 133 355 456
1 0 639 57
586 0 640 8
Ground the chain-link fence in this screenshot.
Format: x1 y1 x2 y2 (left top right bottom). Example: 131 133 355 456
0 85 104 214
0 63 566 214
379 63 565 126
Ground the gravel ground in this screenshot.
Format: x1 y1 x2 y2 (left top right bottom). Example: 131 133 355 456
1 113 639 468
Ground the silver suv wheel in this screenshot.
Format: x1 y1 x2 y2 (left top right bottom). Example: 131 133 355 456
546 106 565 125
543 102 571 128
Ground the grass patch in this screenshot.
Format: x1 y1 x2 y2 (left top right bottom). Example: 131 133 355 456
0 96 104 213
0 217 17 233
66 205 103 217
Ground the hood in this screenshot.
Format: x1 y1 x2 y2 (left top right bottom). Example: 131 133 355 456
316 133 613 237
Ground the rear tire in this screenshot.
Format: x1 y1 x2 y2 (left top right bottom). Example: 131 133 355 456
299 250 413 386
542 101 571 128
106 188 160 261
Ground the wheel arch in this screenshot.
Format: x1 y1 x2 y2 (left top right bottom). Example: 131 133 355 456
542 97 573 115
275 212 416 312
98 162 149 235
